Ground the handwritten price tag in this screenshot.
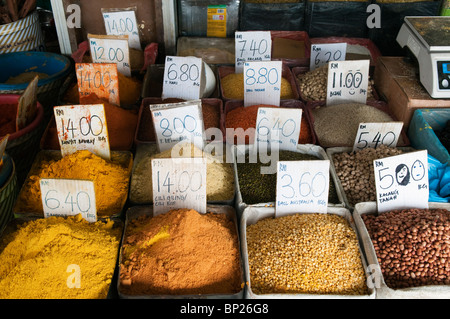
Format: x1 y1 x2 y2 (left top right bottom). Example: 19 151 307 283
88 33 131 77
310 43 347 70
54 104 111 160
255 107 302 152
353 122 404 152
40 179 97 223
150 100 205 152
162 56 205 101
102 8 141 50
76 63 120 106
152 158 207 216
276 160 330 216
326 60 370 106
244 61 282 107
374 150 429 213
235 31 272 73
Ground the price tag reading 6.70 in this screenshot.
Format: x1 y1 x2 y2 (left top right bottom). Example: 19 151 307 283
40 179 97 223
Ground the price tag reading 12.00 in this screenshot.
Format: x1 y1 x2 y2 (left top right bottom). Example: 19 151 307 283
152 158 207 216
276 160 330 216
326 60 370 106
40 179 97 223
244 61 282 107
353 122 404 152
235 31 272 73
54 104 111 160
310 43 347 70
88 34 131 77
76 63 120 106
374 150 429 213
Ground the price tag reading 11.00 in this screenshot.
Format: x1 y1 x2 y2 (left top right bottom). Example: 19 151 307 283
374 150 429 213
235 31 272 73
276 160 330 217
152 158 207 216
40 179 97 223
244 61 282 107
353 122 404 152
88 34 131 77
54 104 111 160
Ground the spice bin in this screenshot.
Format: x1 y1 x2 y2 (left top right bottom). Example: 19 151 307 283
270 31 311 68
0 153 18 232
240 205 375 299
117 205 245 299
177 36 236 65
353 202 450 299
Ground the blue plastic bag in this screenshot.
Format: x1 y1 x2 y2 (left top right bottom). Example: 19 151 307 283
428 154 450 203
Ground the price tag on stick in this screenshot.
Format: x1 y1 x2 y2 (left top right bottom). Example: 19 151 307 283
353 122 404 152
276 160 330 217
102 7 141 50
235 31 272 73
40 179 97 223
244 61 282 107
310 43 347 70
17 75 38 131
54 104 111 160
152 158 207 216
88 34 131 77
374 150 429 213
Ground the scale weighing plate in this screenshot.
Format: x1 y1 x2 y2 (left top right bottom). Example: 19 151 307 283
397 16 450 99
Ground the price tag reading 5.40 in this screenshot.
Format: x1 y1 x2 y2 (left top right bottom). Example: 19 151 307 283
54 104 111 160
88 34 131 77
353 122 404 152
244 61 282 107
235 31 272 73
276 160 330 216
152 158 207 216
40 179 97 223
374 150 429 213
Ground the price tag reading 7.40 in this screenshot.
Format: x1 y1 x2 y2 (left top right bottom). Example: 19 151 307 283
310 43 347 70
40 179 97 223
235 31 272 73
76 63 120 106
255 107 302 152
276 160 330 217
244 61 282 107
374 150 429 213
152 158 207 216
54 104 111 160
327 60 370 106
353 122 404 152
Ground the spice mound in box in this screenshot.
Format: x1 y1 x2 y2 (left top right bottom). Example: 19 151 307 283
119 208 242 296
13 150 132 217
0 215 122 299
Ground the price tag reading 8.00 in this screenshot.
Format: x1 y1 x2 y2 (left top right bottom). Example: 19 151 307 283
255 107 302 152
244 61 282 107
88 34 131 77
327 60 370 106
40 179 97 223
162 56 204 101
276 160 330 216
235 31 272 73
374 150 429 213
54 104 111 160
310 43 347 70
353 122 404 152
152 158 207 216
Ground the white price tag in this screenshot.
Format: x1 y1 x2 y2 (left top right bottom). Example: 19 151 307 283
353 122 404 152
54 104 111 160
88 34 131 77
152 158 207 216
276 160 330 216
310 43 347 70
162 56 205 101
150 100 205 152
374 150 429 213
327 60 370 106
102 9 141 50
40 179 97 223
235 31 272 73
244 61 282 107
255 107 302 152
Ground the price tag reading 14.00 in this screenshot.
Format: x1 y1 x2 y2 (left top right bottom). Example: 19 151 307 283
244 61 282 107
374 150 429 213
353 122 404 152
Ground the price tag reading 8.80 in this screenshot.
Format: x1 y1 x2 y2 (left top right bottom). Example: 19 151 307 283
152 158 207 216
235 31 272 73
374 150 429 213
40 179 97 223
244 61 282 107
276 160 330 216
353 122 404 152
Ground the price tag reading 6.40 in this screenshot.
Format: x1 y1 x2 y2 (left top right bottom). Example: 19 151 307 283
244 61 282 107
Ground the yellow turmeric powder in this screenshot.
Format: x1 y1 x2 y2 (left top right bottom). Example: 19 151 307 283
0 214 122 299
13 150 132 217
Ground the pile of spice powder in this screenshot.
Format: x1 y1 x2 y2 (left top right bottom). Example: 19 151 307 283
0 214 122 299
0 103 18 138
119 208 242 296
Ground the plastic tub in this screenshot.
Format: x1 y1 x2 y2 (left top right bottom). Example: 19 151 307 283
0 153 18 233
0 11 44 53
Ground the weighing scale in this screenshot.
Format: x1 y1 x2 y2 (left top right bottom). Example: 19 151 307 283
397 16 450 99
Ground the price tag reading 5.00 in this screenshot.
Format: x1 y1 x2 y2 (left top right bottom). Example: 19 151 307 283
276 160 330 216
374 150 429 213
40 179 97 223
244 61 282 107
152 158 207 216
353 122 404 152
235 31 272 73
